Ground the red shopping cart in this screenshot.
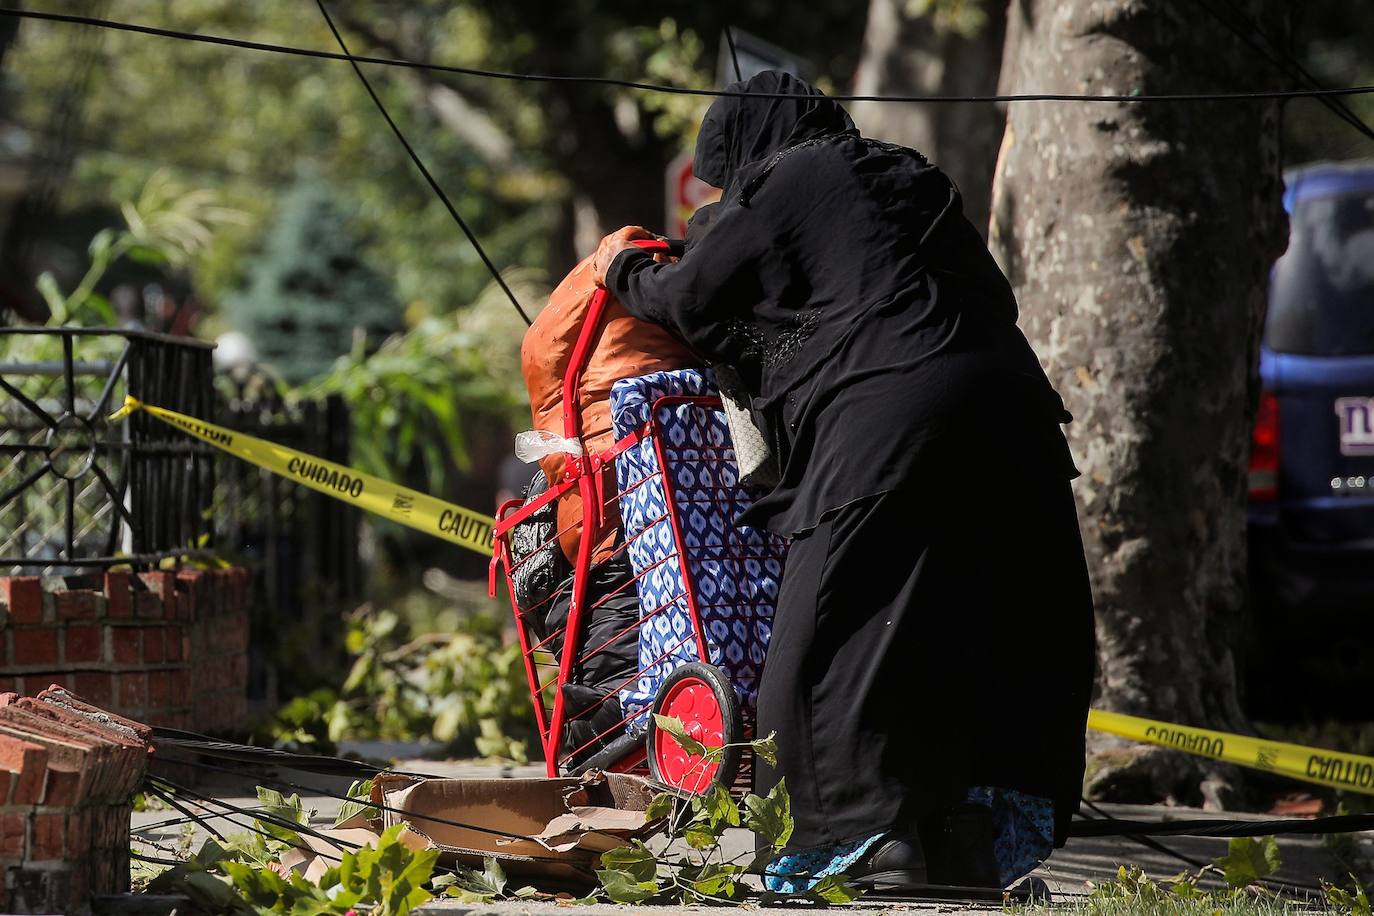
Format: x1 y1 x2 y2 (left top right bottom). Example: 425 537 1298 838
489 239 787 794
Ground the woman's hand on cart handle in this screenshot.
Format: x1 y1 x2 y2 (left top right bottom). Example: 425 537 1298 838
592 226 659 286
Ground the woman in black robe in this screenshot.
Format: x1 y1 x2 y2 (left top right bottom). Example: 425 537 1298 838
591 71 1094 890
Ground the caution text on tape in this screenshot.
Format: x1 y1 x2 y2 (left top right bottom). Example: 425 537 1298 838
1089 709 1374 795
113 396 494 556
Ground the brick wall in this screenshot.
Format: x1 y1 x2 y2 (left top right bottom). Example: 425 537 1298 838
0 687 152 914
0 567 250 734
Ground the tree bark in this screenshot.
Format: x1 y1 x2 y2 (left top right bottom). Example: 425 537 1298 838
989 0 1288 804
850 0 1007 234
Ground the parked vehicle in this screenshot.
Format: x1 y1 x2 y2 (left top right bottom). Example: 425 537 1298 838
1248 160 1374 713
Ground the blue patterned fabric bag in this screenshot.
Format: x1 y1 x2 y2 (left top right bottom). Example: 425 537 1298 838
610 369 788 734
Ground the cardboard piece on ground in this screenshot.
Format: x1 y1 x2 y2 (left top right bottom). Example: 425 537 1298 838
279 827 390 885
373 771 662 882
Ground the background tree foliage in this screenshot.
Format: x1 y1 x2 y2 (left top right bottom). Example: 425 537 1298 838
1 1 866 322
228 179 403 383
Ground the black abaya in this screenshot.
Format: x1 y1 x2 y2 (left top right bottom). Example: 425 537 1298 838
759 470 1093 850
604 71 1095 850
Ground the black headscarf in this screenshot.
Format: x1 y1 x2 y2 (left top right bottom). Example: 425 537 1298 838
693 71 855 194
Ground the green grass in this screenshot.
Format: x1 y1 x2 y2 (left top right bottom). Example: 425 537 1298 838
1007 863 1366 916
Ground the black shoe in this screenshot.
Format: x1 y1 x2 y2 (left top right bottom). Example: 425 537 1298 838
922 802 1002 889
847 831 928 894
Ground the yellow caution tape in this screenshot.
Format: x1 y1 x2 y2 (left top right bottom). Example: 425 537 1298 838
111 396 494 556
1089 709 1374 795
102 394 1374 792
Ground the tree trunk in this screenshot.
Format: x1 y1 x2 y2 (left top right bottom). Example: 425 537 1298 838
989 0 1288 805
850 0 1007 234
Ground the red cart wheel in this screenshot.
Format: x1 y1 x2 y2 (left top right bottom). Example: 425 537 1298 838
646 662 742 794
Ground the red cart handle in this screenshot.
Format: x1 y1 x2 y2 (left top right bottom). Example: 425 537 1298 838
562 237 675 446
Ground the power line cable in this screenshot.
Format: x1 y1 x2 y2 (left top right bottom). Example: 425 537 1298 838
313 0 530 325
1209 0 1372 127
163 753 591 856
142 780 228 842
1069 810 1374 839
5 7 1374 106
1191 0 1374 141
1076 797 1322 894
131 850 190 866
144 776 349 864
723 23 743 83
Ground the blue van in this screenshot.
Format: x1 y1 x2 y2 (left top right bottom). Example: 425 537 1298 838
1248 160 1374 708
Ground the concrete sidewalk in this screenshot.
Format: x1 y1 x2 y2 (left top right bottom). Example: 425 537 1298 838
132 759 1365 913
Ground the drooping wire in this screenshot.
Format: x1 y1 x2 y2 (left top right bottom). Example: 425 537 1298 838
1209 0 1373 136
131 850 190 866
723 24 743 83
1076 797 1322 894
142 780 228 842
1068 809 1374 839
4 7 1374 106
1191 0 1374 142
143 775 348 864
162 753 590 857
313 0 531 326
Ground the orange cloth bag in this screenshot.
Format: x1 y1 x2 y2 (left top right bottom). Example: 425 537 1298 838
520 255 698 564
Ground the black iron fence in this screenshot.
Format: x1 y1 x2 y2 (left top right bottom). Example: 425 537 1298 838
213 369 361 624
0 327 216 574
0 331 361 619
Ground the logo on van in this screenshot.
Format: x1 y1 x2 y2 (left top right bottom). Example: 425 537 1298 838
1335 397 1374 456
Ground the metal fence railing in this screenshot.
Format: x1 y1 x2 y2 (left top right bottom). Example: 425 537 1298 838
0 327 217 575
213 370 361 623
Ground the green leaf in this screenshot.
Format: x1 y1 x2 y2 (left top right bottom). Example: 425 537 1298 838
341 652 374 694
703 783 740 830
596 868 660 904
1322 877 1372 916
653 714 707 757
481 856 507 897
689 863 744 902
644 792 676 823
35 272 66 316
444 859 506 899
255 786 307 825
683 822 719 850
751 732 779 768
125 243 171 266
743 778 793 849
432 702 463 743
180 870 247 912
808 874 863 904
253 785 308 846
88 227 117 260
600 841 657 883
79 293 116 324
333 778 375 828
1215 835 1282 888
222 859 289 907
325 700 355 745
1170 879 1206 900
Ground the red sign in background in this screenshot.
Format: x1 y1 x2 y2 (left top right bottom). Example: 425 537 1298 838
665 148 722 239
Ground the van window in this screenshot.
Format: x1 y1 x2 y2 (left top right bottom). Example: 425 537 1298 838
1266 189 1374 355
